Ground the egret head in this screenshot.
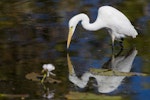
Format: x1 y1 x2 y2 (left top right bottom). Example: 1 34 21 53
67 13 90 49
67 26 74 49
67 15 80 49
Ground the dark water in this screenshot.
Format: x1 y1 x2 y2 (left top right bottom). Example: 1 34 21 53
0 0 150 100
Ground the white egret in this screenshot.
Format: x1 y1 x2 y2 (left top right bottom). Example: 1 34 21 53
67 6 138 49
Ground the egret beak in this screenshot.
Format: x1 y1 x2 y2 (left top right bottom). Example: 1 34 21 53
67 27 73 49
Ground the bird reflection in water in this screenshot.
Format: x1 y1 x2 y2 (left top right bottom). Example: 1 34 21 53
67 48 138 93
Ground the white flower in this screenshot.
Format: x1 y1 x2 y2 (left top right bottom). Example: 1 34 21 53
42 64 55 77
43 64 55 71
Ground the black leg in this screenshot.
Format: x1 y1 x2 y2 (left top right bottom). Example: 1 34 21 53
112 44 114 54
119 38 124 50
111 34 115 52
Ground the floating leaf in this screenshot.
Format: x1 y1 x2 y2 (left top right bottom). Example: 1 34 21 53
45 77 61 84
90 68 149 76
25 72 40 81
25 72 61 84
65 91 121 100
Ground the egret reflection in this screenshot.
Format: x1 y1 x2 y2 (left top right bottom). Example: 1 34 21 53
67 48 138 93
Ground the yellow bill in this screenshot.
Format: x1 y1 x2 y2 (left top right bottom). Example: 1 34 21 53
67 27 73 49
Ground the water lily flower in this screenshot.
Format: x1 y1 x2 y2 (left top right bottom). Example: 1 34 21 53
42 64 55 77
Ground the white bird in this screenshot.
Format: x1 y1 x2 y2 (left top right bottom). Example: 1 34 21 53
67 6 138 49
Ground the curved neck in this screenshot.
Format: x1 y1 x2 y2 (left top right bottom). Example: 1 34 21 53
74 13 105 31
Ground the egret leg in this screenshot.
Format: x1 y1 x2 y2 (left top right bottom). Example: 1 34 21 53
119 38 124 50
112 43 114 53
111 34 115 52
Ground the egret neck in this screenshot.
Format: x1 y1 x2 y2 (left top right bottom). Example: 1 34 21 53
67 13 105 49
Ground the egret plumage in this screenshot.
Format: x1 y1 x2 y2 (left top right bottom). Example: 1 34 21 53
67 6 138 49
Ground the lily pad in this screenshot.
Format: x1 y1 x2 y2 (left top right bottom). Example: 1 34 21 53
25 72 61 84
90 68 148 76
65 91 121 100
25 72 40 81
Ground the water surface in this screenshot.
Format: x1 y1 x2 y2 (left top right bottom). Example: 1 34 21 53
0 0 150 100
